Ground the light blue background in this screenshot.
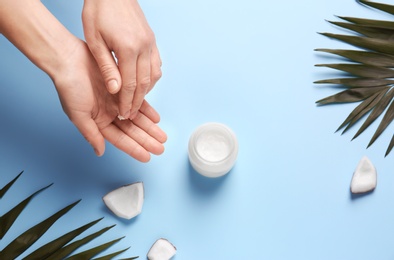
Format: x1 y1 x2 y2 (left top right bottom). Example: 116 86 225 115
1 0 394 259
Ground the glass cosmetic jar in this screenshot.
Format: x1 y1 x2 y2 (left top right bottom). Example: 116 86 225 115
188 123 238 178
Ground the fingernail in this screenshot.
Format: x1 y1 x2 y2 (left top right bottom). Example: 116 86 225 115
108 80 119 93
94 148 100 156
124 110 131 119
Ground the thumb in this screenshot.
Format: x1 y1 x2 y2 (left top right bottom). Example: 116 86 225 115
74 118 106 157
92 48 122 94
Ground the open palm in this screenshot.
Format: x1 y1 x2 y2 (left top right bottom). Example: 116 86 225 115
53 40 166 162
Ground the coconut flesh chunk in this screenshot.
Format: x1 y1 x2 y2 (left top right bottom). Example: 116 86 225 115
103 182 144 219
350 156 377 194
147 238 176 260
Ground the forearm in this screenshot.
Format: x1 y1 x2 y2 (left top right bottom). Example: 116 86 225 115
0 0 79 79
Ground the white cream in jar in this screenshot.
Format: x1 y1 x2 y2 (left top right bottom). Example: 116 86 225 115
188 123 238 178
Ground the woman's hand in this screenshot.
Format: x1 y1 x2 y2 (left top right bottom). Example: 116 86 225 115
54 40 166 162
82 0 162 120
0 0 166 161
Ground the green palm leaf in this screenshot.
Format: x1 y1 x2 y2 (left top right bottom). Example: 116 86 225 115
315 0 394 156
328 21 394 40
319 32 394 55
93 247 138 260
359 0 394 15
315 49 394 67
385 134 394 156
352 88 394 140
67 237 125 259
0 171 23 199
0 200 80 259
338 89 387 132
316 86 389 104
368 98 394 147
23 218 103 260
338 16 394 30
315 77 394 87
316 63 394 78
0 172 139 259
45 224 116 259
0 183 53 239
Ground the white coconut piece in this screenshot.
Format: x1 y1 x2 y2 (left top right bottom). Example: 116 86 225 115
147 238 176 260
117 115 126 120
103 182 144 219
350 156 377 194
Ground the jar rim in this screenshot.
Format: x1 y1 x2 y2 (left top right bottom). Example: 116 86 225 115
191 123 236 164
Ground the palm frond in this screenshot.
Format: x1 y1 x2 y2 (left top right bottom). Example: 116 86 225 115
45 224 116 259
385 134 394 156
0 183 53 239
0 172 138 259
0 199 80 259
315 0 394 156
368 97 394 146
338 89 387 132
319 32 394 55
315 77 394 87
338 16 394 30
315 63 394 78
316 86 389 104
359 0 394 15
352 88 394 140
315 49 394 67
66 237 124 259
329 20 394 40
0 171 23 199
23 218 103 259
93 247 138 260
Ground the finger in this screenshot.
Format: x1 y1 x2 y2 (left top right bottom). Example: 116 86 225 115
118 54 138 119
115 119 165 155
132 110 167 144
130 50 151 119
101 123 151 162
140 100 160 123
88 41 122 94
73 117 106 157
147 44 162 94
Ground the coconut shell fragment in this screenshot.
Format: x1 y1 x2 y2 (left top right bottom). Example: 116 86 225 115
103 182 144 219
350 156 377 194
147 238 176 260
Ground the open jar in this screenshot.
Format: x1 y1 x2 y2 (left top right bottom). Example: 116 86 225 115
188 122 238 178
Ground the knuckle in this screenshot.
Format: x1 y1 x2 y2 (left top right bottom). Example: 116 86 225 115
99 63 117 79
122 33 155 54
139 77 151 90
122 80 137 93
139 31 155 47
138 37 150 48
151 69 162 82
86 38 105 54
122 42 139 55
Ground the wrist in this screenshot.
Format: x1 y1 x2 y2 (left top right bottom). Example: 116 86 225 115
0 0 80 80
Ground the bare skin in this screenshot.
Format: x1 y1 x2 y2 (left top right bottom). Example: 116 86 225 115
82 0 162 120
0 0 166 162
